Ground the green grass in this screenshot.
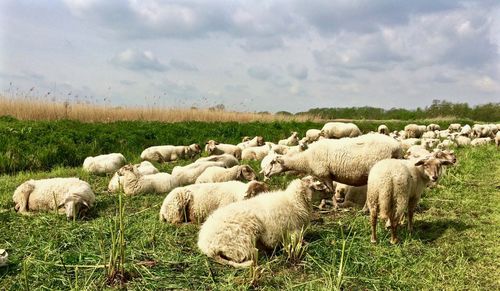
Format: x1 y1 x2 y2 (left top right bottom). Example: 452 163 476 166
0 144 499 289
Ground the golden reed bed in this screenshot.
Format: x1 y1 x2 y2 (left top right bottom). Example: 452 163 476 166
0 97 322 123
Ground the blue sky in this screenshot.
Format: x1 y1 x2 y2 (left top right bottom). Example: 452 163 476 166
1 0 499 113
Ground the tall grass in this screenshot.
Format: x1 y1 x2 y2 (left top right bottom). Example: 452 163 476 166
0 96 321 123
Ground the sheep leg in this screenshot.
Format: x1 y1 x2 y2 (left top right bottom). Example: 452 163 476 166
407 207 415 234
370 211 378 244
389 216 399 245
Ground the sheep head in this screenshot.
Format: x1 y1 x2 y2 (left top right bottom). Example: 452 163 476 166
334 185 347 202
63 195 91 220
244 181 269 198
432 149 457 164
414 157 454 183
261 155 286 178
237 165 257 181
301 175 328 192
205 140 218 154
242 136 251 142
256 136 264 146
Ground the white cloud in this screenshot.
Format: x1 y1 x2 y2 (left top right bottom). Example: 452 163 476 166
287 64 308 80
110 49 167 72
247 66 272 80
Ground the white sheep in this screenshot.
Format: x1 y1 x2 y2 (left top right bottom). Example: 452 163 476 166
421 131 437 139
455 136 471 147
0 249 8 267
108 161 159 192
271 144 290 155
278 132 299 146
495 132 500 147
421 138 440 150
159 180 268 224
426 124 441 131
377 125 389 135
140 144 201 163
83 153 126 175
197 176 326 268
305 129 323 142
205 140 242 159
334 183 367 209
367 157 453 244
13 178 95 219
471 137 492 147
195 165 257 183
436 139 455 150
448 123 461 133
192 154 239 169
118 164 179 195
404 145 430 159
263 133 403 191
472 124 493 138
460 124 472 136
237 136 265 149
241 144 271 161
404 124 425 138
321 122 362 139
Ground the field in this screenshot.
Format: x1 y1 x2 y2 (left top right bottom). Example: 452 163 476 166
0 119 499 290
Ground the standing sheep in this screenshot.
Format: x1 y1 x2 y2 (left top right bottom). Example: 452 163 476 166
427 124 441 131
404 124 425 138
159 180 268 224
197 176 327 268
367 157 453 244
83 153 126 175
264 134 403 191
195 165 257 183
205 140 242 159
448 123 462 133
140 144 201 163
13 178 95 219
321 122 362 139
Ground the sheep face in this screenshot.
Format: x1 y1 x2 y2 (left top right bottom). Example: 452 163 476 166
432 150 457 164
414 157 454 182
242 136 251 142
245 181 269 198
63 196 90 220
205 140 218 154
261 155 286 178
238 165 257 181
334 186 347 202
301 176 328 192
117 164 136 176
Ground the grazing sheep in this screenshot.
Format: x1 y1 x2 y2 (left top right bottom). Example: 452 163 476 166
197 176 326 268
455 136 471 147
427 124 441 131
460 124 472 136
495 132 500 147
159 180 268 224
448 123 461 133
141 144 201 163
205 140 242 159
378 125 389 135
195 165 257 183
367 157 453 244
241 144 271 161
193 154 239 168
471 137 492 147
108 161 159 192
264 133 403 191
404 124 425 138
13 178 95 219
278 132 299 146
83 153 126 175
321 122 362 139
305 129 323 142
237 136 265 149
472 124 492 138
118 164 179 195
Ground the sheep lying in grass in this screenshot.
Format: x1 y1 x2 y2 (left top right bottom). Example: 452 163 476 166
264 134 403 191
118 164 179 195
367 157 453 244
13 178 95 219
455 136 471 147
241 144 271 161
205 140 242 159
237 136 264 149
140 144 201 163
83 153 126 175
159 180 268 224
172 161 227 186
334 183 367 209
321 122 362 138
471 137 492 146
404 145 430 159
108 161 159 192
192 154 239 168
305 129 323 142
195 165 257 183
278 132 299 146
197 176 327 268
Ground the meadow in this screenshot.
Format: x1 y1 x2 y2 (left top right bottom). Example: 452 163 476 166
0 117 499 290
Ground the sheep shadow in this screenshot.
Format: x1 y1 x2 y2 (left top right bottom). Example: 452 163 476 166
413 218 470 243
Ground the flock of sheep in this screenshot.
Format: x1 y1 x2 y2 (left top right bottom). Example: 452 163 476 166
10 121 500 268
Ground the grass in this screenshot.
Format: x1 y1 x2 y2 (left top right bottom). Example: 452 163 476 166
0 143 499 290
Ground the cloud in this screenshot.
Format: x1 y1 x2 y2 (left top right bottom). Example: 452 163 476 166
169 59 198 71
287 64 308 80
110 49 167 72
240 36 284 52
247 66 272 80
473 76 500 92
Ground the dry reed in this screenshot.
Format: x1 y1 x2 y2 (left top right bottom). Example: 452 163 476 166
0 96 322 123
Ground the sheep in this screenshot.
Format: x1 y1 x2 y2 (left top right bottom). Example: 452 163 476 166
193 154 239 168
305 129 323 142
205 140 242 159
285 141 308 156
13 178 95 219
421 131 437 139
171 161 227 186
321 122 362 139
404 145 431 159
271 144 290 155
471 137 492 147
422 138 440 150
404 124 425 138
278 132 299 146
455 136 471 147
367 156 453 244
377 125 389 135
436 139 455 150
140 144 201 163
472 124 493 138
427 124 441 131
108 161 159 192
460 124 472 136
197 176 327 268
83 153 126 175
334 183 367 209
159 180 268 224
263 133 403 192
448 123 461 133
241 144 271 161
495 132 500 147
237 136 265 149
195 165 257 183
0 249 8 267
400 138 420 151
118 164 180 195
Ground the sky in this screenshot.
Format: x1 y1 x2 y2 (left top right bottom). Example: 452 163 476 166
0 0 499 113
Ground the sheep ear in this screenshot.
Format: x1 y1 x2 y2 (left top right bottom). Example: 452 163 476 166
414 159 427 166
440 159 454 165
82 201 90 208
